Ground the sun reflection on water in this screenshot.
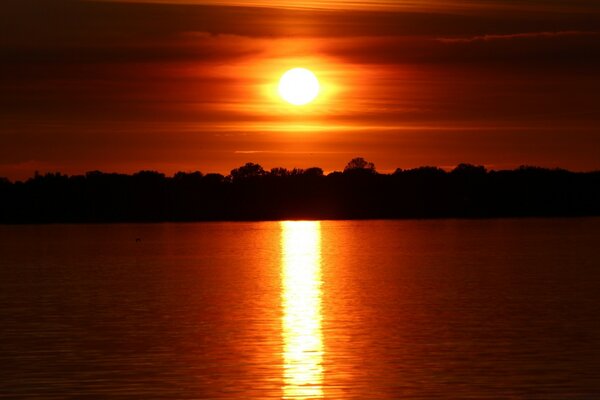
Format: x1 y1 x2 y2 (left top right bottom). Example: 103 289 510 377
281 221 324 399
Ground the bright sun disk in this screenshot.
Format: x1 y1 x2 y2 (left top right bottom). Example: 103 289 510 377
278 68 320 106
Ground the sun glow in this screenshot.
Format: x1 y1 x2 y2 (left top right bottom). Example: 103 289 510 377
281 221 324 399
278 68 320 106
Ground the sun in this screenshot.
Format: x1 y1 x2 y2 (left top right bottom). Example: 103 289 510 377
278 68 320 106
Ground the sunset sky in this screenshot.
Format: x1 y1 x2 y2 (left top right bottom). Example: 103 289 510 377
1 0 599 179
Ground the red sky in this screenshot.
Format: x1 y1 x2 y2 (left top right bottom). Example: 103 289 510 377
1 0 599 179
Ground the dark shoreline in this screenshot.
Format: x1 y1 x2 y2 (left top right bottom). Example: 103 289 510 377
2 215 599 226
2 163 599 224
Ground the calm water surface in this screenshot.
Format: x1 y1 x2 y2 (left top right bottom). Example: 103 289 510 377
1 219 599 398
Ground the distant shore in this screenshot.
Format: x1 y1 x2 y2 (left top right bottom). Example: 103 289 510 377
1 161 599 223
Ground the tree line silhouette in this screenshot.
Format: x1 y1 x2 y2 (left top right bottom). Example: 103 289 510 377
1 158 599 223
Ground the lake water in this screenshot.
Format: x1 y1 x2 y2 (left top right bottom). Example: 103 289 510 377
1 219 599 398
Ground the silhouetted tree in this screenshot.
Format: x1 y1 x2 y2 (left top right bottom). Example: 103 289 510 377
230 163 266 181
270 167 289 177
344 157 376 173
452 163 486 176
403 166 446 176
303 167 324 177
203 173 226 184
173 171 203 181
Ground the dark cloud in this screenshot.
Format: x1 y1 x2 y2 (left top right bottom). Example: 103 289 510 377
3 0 600 42
321 32 600 67
2 0 599 67
437 30 598 43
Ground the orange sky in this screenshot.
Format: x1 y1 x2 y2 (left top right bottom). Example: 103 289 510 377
1 0 599 179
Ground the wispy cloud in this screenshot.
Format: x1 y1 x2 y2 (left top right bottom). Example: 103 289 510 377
234 150 350 154
438 30 599 43
92 0 600 13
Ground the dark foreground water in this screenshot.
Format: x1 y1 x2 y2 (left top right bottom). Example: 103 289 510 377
1 219 599 399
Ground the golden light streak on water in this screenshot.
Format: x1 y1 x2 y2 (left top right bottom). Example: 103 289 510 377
280 221 324 399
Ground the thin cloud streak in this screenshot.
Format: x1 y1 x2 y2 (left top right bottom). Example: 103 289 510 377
94 0 600 13
438 30 599 43
234 150 351 154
